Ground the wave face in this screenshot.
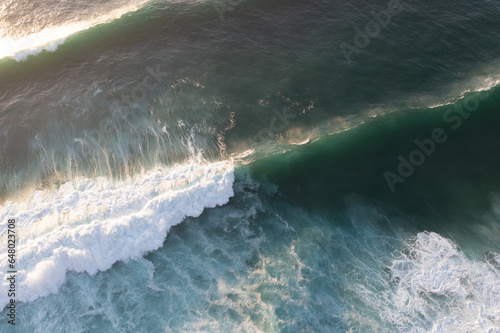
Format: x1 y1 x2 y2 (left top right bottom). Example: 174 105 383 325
0 0 150 61
0 160 234 308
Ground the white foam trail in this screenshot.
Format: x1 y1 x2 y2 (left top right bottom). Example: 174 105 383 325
0 161 234 309
0 30 70 62
387 232 500 332
0 2 149 62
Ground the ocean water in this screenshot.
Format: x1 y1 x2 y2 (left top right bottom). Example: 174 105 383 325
1 0 500 332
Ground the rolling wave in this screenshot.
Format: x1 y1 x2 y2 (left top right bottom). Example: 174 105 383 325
0 1 150 62
0 160 234 309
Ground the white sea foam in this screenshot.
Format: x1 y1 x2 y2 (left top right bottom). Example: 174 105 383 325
0 160 234 309
0 2 150 62
386 232 500 332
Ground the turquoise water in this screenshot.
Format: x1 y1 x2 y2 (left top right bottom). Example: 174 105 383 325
1 0 500 331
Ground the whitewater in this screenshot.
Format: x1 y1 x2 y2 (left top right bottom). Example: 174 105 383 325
0 1 150 61
1 0 500 331
0 160 234 308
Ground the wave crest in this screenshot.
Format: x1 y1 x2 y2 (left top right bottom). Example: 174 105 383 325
0 161 234 308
